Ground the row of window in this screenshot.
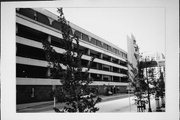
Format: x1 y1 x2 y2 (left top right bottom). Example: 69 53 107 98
16 8 127 59
16 64 128 82
16 43 128 74
16 23 127 67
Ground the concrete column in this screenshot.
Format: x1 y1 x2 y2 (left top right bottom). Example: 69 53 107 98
118 68 121 73
49 18 53 25
47 67 51 77
110 57 113 62
88 73 91 80
16 24 18 34
118 60 120 65
101 74 103 81
47 35 51 43
97 63 99 70
110 66 113 72
100 53 103 59
87 49 90 56
111 76 114 82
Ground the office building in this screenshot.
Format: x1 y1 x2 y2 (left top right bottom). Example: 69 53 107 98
16 8 128 104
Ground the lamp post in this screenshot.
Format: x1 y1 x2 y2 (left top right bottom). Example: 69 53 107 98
145 58 152 112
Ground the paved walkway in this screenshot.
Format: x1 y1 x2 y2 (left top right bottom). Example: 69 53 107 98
16 94 165 112
16 94 133 112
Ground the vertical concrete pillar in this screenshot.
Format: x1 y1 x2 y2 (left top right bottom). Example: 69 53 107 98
87 49 90 56
100 53 103 59
88 73 91 80
49 18 53 25
47 35 51 43
16 24 18 34
110 57 113 62
110 66 113 72
111 76 114 82
118 60 120 65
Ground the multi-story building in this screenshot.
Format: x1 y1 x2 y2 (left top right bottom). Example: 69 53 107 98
127 34 140 83
16 8 128 104
141 52 165 79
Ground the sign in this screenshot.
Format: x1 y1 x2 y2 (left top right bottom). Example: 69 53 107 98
158 61 165 67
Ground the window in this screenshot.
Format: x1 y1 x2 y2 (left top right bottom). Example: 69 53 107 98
51 36 65 49
102 64 110 71
52 21 62 31
107 45 112 51
36 12 50 26
103 75 111 81
103 43 108 50
16 64 48 78
74 30 82 39
96 40 102 47
90 38 96 45
17 24 48 43
17 8 36 20
16 43 46 61
82 33 89 42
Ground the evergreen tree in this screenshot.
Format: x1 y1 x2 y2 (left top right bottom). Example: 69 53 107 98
42 8 101 112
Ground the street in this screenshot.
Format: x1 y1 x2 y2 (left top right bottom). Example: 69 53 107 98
17 94 160 113
96 96 137 112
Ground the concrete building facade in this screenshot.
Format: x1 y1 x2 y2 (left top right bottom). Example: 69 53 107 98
127 34 140 83
16 8 129 104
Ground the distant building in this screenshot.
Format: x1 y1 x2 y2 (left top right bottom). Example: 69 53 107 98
16 8 129 104
141 52 165 79
127 34 140 82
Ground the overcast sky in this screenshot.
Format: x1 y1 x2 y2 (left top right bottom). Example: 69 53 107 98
46 7 165 54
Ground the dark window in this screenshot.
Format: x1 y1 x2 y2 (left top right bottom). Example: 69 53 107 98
125 54 127 58
112 67 119 73
90 38 96 45
96 40 102 47
17 8 35 20
113 76 120 82
17 8 50 26
112 58 119 64
81 59 88 67
51 36 65 49
120 61 127 67
74 30 82 39
36 12 50 26
103 43 108 50
103 75 111 81
90 50 101 58
16 43 46 61
121 77 128 82
91 73 102 81
102 54 111 62
107 45 112 51
120 69 128 75
17 24 48 43
16 64 48 78
91 62 97 69
102 64 110 71
52 21 62 31
82 33 89 42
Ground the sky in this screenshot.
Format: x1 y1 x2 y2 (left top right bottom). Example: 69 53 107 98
46 7 165 54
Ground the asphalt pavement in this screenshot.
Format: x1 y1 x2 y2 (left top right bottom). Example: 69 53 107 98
16 94 165 113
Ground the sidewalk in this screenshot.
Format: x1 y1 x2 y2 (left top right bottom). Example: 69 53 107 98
16 94 165 112
16 93 133 112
